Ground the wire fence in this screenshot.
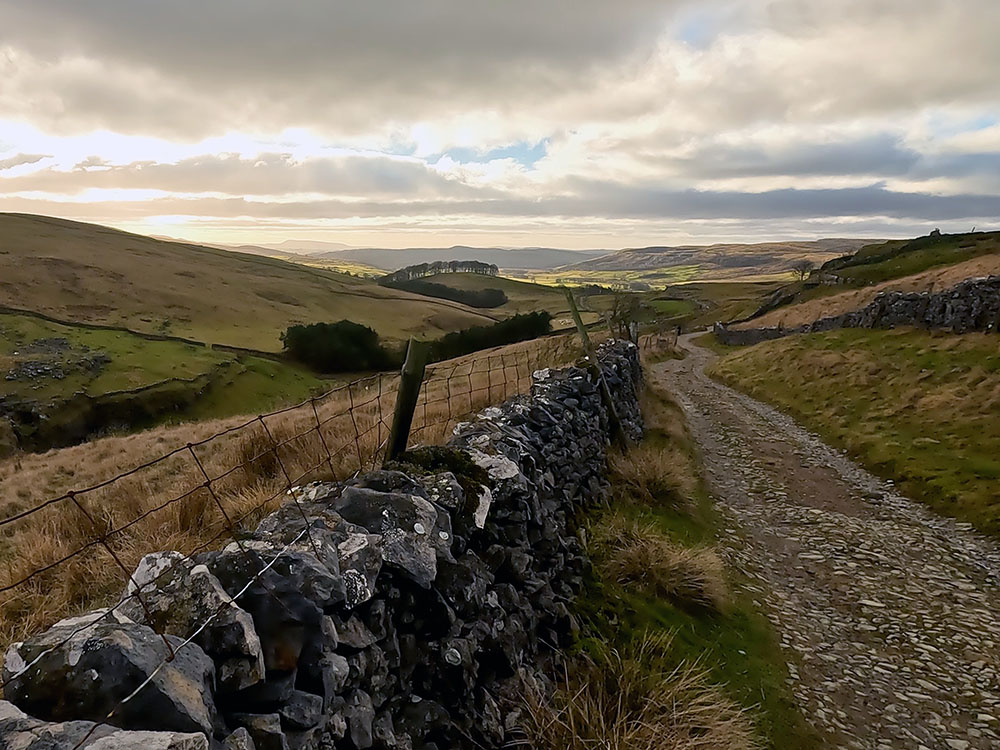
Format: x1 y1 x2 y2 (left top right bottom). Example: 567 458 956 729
0 333 585 665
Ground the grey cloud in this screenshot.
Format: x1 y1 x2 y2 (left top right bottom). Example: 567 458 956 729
0 153 49 170
7 0 994 141
0 153 497 199
4 184 997 223
658 134 922 179
0 0 678 137
645 133 1000 189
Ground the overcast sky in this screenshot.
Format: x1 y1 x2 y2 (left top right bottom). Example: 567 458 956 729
1 0 998 248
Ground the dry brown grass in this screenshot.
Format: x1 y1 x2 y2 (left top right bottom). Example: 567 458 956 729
608 389 699 511
524 630 758 750
593 516 728 613
0 333 584 646
609 442 697 512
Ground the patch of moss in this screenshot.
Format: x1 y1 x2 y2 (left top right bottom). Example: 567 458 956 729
387 445 490 499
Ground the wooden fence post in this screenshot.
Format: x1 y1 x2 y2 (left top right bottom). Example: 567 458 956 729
563 288 629 448
384 338 430 464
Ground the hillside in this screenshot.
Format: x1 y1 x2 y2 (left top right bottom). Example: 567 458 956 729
321 245 608 271
420 272 602 329
566 239 875 276
818 229 1000 284
0 214 496 350
733 230 1000 330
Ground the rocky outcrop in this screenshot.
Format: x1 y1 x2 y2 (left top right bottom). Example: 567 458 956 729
0 340 643 750
716 275 1000 345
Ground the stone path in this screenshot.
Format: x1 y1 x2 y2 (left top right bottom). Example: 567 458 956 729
653 335 1000 750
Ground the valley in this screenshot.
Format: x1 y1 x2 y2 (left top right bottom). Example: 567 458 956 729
2 211 999 750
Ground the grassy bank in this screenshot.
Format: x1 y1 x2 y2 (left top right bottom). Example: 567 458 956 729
709 328 1000 535
528 384 816 748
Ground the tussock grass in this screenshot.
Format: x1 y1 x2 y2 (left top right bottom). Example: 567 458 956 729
0 334 583 646
525 630 758 750
594 517 728 613
609 442 696 512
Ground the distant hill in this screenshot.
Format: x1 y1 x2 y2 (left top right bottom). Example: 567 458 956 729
0 213 497 350
321 246 610 271
268 239 355 253
566 239 877 275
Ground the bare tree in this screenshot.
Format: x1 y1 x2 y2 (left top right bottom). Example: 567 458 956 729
790 259 816 281
609 292 641 342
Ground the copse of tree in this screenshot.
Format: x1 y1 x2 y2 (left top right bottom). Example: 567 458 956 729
280 320 399 373
429 312 552 362
380 260 499 284
381 278 509 308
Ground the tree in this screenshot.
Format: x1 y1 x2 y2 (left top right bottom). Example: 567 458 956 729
429 312 552 361
609 292 641 342
280 320 397 373
790 259 816 281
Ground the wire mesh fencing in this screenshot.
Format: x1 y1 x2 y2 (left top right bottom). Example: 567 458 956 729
0 333 585 658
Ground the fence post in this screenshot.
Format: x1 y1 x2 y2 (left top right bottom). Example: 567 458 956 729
384 338 430 464
563 288 629 448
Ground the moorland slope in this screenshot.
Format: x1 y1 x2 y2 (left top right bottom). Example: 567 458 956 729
0 213 496 350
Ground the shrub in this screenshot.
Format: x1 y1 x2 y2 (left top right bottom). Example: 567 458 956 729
280 320 398 373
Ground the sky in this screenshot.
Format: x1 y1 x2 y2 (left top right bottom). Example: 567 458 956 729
0 0 998 250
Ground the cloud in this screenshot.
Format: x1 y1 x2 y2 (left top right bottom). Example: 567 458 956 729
6 182 997 223
2 0 995 142
0 153 497 199
0 0 997 244
0 0 678 140
0 153 48 170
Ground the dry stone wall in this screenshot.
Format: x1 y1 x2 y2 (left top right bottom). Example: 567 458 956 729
0 340 643 750
716 275 1000 346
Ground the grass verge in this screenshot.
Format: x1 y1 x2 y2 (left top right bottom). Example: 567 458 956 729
691 331 739 356
526 383 817 749
708 327 1000 535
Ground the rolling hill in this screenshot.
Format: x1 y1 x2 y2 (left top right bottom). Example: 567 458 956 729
0 213 497 351
565 239 876 276
319 246 609 271
419 272 602 329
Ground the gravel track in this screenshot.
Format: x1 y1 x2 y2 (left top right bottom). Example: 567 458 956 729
653 335 1000 750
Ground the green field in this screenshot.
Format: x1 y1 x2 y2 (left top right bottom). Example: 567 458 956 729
508 265 707 289
297 258 386 278
709 328 1000 535
649 298 697 317
0 311 326 448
